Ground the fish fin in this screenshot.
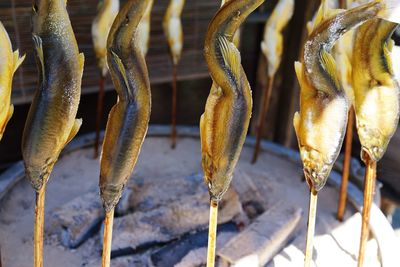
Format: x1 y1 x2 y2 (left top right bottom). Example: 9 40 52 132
293 111 300 136
65 119 82 146
78 53 85 76
319 49 340 94
32 35 45 83
111 51 132 100
378 0 400 23
6 104 14 125
12 50 25 74
218 36 241 82
294 61 307 87
383 41 394 74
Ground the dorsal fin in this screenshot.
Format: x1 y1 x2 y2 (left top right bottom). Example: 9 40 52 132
12 50 25 74
319 49 340 93
218 36 241 84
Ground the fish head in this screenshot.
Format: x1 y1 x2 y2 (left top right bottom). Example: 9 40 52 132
299 146 333 191
357 124 388 162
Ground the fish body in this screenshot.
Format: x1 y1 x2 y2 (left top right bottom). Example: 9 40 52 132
261 0 294 77
100 0 152 211
163 0 185 65
0 22 25 141
201 0 264 201
352 18 399 162
92 0 120 76
137 0 154 56
22 0 84 191
294 2 385 191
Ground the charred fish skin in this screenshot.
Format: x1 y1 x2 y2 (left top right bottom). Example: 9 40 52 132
0 22 25 141
100 0 152 212
353 19 399 162
92 0 120 76
293 2 384 191
201 0 265 201
163 0 185 65
22 0 84 191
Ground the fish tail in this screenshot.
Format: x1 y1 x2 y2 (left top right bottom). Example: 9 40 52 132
12 50 26 74
377 0 400 23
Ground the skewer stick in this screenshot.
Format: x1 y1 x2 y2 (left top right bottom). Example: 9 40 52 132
337 108 354 221
94 74 106 158
357 154 376 267
171 64 178 149
304 188 318 267
34 185 46 267
207 200 219 267
101 209 115 267
252 76 274 164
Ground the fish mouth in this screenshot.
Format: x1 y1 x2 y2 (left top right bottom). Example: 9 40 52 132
303 164 331 192
361 146 384 163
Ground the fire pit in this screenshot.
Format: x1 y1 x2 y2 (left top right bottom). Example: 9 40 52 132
0 126 397 266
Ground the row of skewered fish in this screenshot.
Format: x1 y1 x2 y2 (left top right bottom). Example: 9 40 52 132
0 0 400 266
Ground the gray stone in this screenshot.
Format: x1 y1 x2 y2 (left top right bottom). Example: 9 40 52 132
218 202 302 267
49 191 104 248
150 223 237 267
108 180 242 255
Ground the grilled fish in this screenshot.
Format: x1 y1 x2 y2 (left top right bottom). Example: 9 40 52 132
201 0 265 201
163 0 185 65
261 0 294 77
100 0 152 212
22 0 84 191
137 0 154 56
352 18 399 162
0 22 25 141
92 0 119 76
294 1 388 191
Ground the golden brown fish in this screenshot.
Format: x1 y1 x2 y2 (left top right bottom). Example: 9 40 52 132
294 1 387 191
201 0 265 201
261 0 294 77
0 22 25 141
352 18 399 162
163 0 185 65
100 0 152 212
137 0 154 56
22 0 84 191
92 0 119 77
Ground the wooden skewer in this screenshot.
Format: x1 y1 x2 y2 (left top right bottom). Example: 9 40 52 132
171 64 178 149
34 185 46 267
304 188 318 267
207 200 219 267
101 209 115 267
94 74 106 158
0 244 3 267
337 108 354 221
252 76 274 164
357 154 376 267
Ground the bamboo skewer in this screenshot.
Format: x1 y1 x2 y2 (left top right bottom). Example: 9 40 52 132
206 200 219 267
34 185 46 267
304 188 318 267
94 74 106 158
171 64 178 149
357 154 376 267
337 108 354 221
101 209 115 267
252 76 274 164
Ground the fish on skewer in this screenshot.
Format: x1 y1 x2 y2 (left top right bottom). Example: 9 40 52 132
0 22 25 141
22 0 84 266
352 18 399 267
92 0 119 158
252 0 294 163
293 2 397 266
99 0 152 265
201 0 265 266
163 0 185 149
